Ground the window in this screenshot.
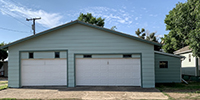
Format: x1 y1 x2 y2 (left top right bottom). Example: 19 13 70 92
29 52 34 59
123 54 132 58
189 54 191 62
55 52 60 58
159 61 168 68
83 55 92 58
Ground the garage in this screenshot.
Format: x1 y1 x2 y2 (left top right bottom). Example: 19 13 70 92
76 55 141 86
21 51 67 86
2 20 167 88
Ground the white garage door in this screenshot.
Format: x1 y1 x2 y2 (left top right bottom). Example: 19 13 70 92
21 59 67 86
76 58 141 86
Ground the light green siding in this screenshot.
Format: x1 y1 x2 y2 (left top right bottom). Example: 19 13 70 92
155 53 181 83
180 53 196 67
76 54 140 59
182 67 196 76
8 23 155 88
21 51 67 59
179 52 198 76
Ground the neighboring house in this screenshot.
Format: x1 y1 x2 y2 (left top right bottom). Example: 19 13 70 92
0 20 183 88
0 61 8 77
174 46 199 76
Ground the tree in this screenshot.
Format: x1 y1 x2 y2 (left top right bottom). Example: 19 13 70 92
162 0 200 56
0 49 7 61
0 42 8 69
135 28 146 39
135 28 161 51
111 26 117 30
135 28 159 42
146 32 158 42
78 13 105 27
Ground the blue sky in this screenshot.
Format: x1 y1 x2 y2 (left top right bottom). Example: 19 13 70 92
0 0 187 43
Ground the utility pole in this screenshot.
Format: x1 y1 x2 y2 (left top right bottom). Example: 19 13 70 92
26 17 41 35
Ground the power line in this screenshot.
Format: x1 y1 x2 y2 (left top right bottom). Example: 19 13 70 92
0 26 30 33
26 17 41 35
1 1 50 33
0 9 31 28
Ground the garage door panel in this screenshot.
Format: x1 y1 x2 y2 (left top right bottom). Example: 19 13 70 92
45 59 66 65
76 58 141 86
22 60 45 65
21 59 67 86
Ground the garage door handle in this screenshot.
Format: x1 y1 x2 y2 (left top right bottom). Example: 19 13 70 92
107 61 109 65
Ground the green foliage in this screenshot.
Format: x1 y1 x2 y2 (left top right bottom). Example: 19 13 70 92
162 0 200 56
0 49 7 61
0 49 7 69
135 28 159 42
135 28 146 39
0 42 7 47
135 28 161 51
146 32 158 42
78 13 105 27
0 42 8 69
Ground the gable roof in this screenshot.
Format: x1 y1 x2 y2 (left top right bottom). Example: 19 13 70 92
174 46 192 54
0 20 162 49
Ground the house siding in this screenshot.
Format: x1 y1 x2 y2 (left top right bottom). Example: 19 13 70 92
155 53 181 83
180 53 196 67
21 51 67 59
178 53 197 76
76 54 140 59
8 23 155 88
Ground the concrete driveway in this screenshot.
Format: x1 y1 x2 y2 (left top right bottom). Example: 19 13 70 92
0 86 168 100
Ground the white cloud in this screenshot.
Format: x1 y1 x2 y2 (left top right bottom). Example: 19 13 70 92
79 7 134 25
0 0 63 28
119 19 125 23
119 9 125 13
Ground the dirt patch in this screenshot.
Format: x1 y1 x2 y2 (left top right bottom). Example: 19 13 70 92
166 92 200 99
162 89 200 99
0 87 168 100
167 93 190 99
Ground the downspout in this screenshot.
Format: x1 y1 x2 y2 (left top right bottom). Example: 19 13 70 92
180 56 186 83
196 57 199 76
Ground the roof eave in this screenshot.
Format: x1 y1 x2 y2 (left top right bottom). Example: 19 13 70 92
154 51 184 58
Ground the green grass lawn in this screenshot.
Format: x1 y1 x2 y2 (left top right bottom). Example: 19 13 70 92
0 81 8 90
156 82 200 100
156 82 200 92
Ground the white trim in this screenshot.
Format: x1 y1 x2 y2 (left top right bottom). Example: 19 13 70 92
154 51 184 58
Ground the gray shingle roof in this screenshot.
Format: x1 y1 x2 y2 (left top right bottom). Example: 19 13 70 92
174 46 192 54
